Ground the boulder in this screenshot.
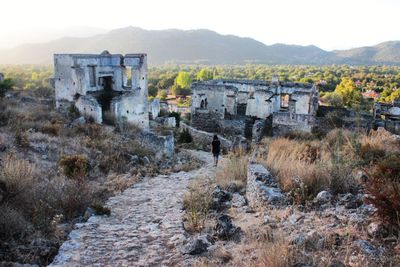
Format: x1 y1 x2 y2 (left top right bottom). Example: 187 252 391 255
315 190 332 204
211 185 232 210
214 215 239 240
231 193 247 208
184 235 213 255
367 222 388 238
246 164 287 209
355 240 382 257
338 193 362 209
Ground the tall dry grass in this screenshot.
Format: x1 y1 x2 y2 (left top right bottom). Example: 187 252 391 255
258 128 400 204
215 151 248 191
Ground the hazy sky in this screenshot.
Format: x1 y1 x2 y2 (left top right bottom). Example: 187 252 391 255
1 0 399 50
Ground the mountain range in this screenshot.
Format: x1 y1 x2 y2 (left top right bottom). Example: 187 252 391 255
0 26 399 65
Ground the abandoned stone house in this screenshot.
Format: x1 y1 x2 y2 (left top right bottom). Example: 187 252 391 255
54 51 149 129
191 77 319 135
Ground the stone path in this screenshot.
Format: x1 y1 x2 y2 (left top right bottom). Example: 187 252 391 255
49 150 215 267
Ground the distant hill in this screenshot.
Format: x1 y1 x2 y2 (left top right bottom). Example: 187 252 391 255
0 27 399 65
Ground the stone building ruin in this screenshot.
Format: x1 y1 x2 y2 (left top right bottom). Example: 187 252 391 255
191 77 319 137
54 51 149 129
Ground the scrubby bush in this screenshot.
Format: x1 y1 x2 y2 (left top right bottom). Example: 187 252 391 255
90 202 111 216
0 154 36 201
183 177 213 232
59 154 90 181
41 121 63 136
0 204 32 240
365 153 400 231
178 128 193 143
14 130 30 148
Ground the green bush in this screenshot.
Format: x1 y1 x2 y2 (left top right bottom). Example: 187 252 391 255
178 128 193 143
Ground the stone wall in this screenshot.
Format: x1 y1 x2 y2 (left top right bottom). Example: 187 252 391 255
246 164 287 209
137 131 174 159
75 95 102 123
191 110 222 132
180 122 232 152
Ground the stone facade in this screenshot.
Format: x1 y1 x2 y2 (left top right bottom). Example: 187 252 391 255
54 51 149 129
191 77 319 134
373 100 400 134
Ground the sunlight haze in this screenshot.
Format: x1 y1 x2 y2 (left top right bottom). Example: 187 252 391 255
0 0 399 50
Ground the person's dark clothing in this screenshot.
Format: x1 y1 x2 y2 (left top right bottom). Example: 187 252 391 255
212 140 221 155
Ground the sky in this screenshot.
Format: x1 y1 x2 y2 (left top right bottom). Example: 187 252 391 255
0 0 399 50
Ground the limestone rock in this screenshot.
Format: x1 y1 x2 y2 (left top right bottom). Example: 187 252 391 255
231 193 247 208
246 164 287 209
355 240 382 257
184 235 213 255
214 215 239 240
367 222 388 238
315 190 332 204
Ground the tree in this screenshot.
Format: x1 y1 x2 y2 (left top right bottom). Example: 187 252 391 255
196 68 213 81
157 90 167 101
334 78 362 108
171 84 191 97
322 92 343 107
0 78 14 98
174 71 192 89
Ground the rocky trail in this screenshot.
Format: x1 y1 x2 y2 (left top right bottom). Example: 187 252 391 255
49 150 217 267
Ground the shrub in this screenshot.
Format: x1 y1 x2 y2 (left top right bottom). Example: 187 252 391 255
178 128 193 143
33 87 54 98
14 130 30 148
90 202 111 215
41 121 63 136
326 111 343 128
59 154 90 181
183 177 213 232
0 204 32 240
365 154 400 231
58 179 92 219
0 154 36 201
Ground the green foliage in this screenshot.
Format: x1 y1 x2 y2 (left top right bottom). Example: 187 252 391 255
174 71 192 89
168 111 181 127
171 84 191 96
334 78 362 108
178 128 193 143
196 68 213 81
0 78 14 97
157 89 167 100
59 154 90 181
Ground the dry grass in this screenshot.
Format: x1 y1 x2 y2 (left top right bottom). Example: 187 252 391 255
0 154 37 199
183 176 213 232
257 129 371 203
260 138 330 203
215 151 248 191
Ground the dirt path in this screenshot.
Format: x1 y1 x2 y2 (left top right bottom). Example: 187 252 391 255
49 150 217 267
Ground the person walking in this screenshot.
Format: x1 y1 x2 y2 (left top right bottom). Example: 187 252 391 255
211 135 221 166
